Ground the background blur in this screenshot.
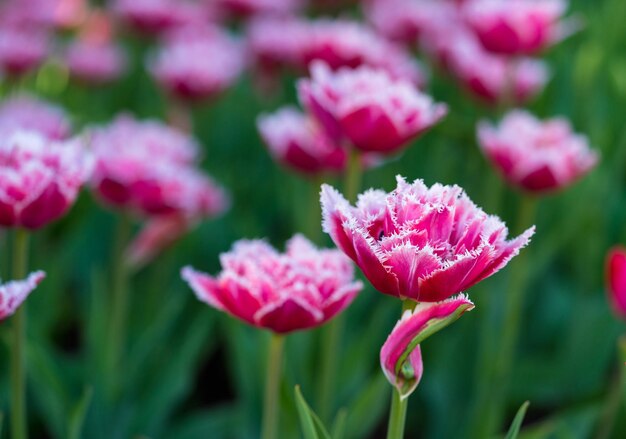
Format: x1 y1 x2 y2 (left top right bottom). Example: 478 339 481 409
1 0 626 438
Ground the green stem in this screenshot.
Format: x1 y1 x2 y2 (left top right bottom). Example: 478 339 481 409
106 215 132 398
469 196 537 439
344 149 362 203
595 336 626 439
261 333 285 439
386 389 408 439
10 229 29 439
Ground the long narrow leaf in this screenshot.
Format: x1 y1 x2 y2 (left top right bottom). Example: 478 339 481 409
505 401 530 439
295 385 331 439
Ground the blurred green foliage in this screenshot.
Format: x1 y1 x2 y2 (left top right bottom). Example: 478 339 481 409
1 0 626 438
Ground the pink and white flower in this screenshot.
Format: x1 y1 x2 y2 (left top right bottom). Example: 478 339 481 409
0 95 71 140
298 62 445 155
447 33 549 105
126 214 191 269
366 0 459 46
321 176 534 302
463 0 574 55
181 234 362 333
114 0 203 35
148 25 244 101
257 107 345 175
246 17 309 72
380 295 474 397
478 111 598 193
0 25 49 76
299 20 426 85
65 40 126 84
607 247 626 320
0 131 91 229
90 115 228 218
0 271 46 320
216 0 301 18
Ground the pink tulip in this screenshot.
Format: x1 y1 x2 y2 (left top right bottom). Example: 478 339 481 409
257 107 346 175
298 62 446 155
381 295 474 397
148 25 244 102
463 0 573 55
114 0 202 35
0 25 49 77
446 32 549 105
299 19 426 85
0 131 91 229
366 0 459 46
216 0 301 18
90 115 228 218
321 176 534 302
0 95 71 140
65 40 126 84
246 17 309 73
607 247 626 320
181 235 362 333
478 110 598 193
0 271 46 320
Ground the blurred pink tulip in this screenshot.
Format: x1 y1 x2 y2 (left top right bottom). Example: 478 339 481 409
607 247 626 320
216 0 301 18
380 295 474 397
446 32 549 105
321 176 534 302
299 19 426 85
65 40 126 84
0 95 71 140
478 110 598 193
0 131 91 229
463 0 574 55
298 62 445 155
246 17 309 73
114 0 203 35
0 26 49 77
257 107 345 175
90 115 228 218
0 271 45 320
366 0 459 46
181 234 362 333
149 25 244 102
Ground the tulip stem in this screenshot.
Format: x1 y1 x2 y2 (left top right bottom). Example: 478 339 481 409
10 229 29 439
106 215 132 398
386 389 408 439
344 149 362 203
594 335 626 439
262 333 285 439
472 195 537 437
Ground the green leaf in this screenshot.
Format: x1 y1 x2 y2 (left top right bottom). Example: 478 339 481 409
68 386 94 439
505 401 530 439
331 409 347 439
295 385 331 439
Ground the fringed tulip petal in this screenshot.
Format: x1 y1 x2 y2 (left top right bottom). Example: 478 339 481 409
0 271 45 320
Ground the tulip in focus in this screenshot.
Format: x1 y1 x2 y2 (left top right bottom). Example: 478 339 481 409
381 295 474 397
321 176 534 302
148 26 244 102
0 131 92 229
0 272 45 320
0 95 71 140
606 247 626 319
181 234 362 333
463 0 574 55
478 110 598 193
298 62 446 155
